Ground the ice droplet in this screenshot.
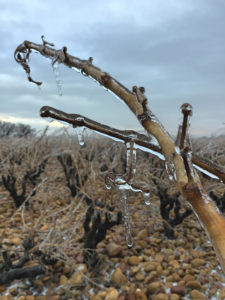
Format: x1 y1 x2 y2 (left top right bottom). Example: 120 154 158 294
119 188 133 248
76 127 85 146
143 192 151 205
52 60 62 96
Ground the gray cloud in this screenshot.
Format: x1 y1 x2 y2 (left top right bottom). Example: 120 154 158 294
0 0 224 136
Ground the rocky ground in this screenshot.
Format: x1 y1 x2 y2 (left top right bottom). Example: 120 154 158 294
0 135 225 300
1 186 225 300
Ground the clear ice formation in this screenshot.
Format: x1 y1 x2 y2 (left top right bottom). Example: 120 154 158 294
119 188 133 248
52 59 62 96
76 127 85 146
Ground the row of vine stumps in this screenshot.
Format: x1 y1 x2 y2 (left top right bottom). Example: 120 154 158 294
0 132 225 299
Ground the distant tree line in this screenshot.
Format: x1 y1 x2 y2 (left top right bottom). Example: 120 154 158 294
0 121 35 138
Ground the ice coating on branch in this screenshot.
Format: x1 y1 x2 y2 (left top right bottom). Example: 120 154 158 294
193 164 219 180
71 66 82 74
119 188 133 248
52 60 62 96
165 156 177 181
180 103 193 116
75 117 84 122
126 141 136 183
107 88 126 106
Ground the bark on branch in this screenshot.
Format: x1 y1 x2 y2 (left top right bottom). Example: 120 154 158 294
40 105 225 183
15 37 225 273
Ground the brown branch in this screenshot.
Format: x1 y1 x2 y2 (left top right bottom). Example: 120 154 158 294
40 105 225 183
15 38 225 273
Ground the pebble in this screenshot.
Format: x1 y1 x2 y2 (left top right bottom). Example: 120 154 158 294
137 229 148 239
143 261 158 272
111 268 127 286
144 271 158 283
170 285 186 296
105 288 119 300
106 242 123 257
183 274 195 282
220 287 225 299
155 254 163 263
189 289 206 299
185 280 201 289
9 237 21 245
130 266 140 276
0 207 6 213
97 291 107 298
128 256 140 266
208 287 217 297
148 281 161 294
59 275 68 285
40 224 48 231
191 258 205 267
170 295 180 300
135 272 145 281
151 293 169 300
135 289 148 300
168 259 180 269
70 272 83 286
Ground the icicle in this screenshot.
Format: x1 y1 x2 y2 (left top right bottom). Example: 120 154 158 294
119 188 133 248
37 85 42 93
76 127 85 146
52 60 62 96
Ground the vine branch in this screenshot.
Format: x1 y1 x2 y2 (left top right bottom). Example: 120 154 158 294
40 105 225 183
15 37 225 273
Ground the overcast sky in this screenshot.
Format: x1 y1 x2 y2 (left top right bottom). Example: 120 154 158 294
0 0 224 137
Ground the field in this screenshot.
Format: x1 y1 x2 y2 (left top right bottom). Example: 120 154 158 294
0 130 225 300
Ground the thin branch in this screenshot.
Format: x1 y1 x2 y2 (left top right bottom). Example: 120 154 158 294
40 105 225 183
40 106 159 151
179 103 194 182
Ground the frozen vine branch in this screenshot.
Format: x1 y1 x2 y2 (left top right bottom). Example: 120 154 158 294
15 37 225 273
40 106 225 183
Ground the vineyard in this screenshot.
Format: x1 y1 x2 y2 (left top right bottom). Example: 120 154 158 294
0 131 225 299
